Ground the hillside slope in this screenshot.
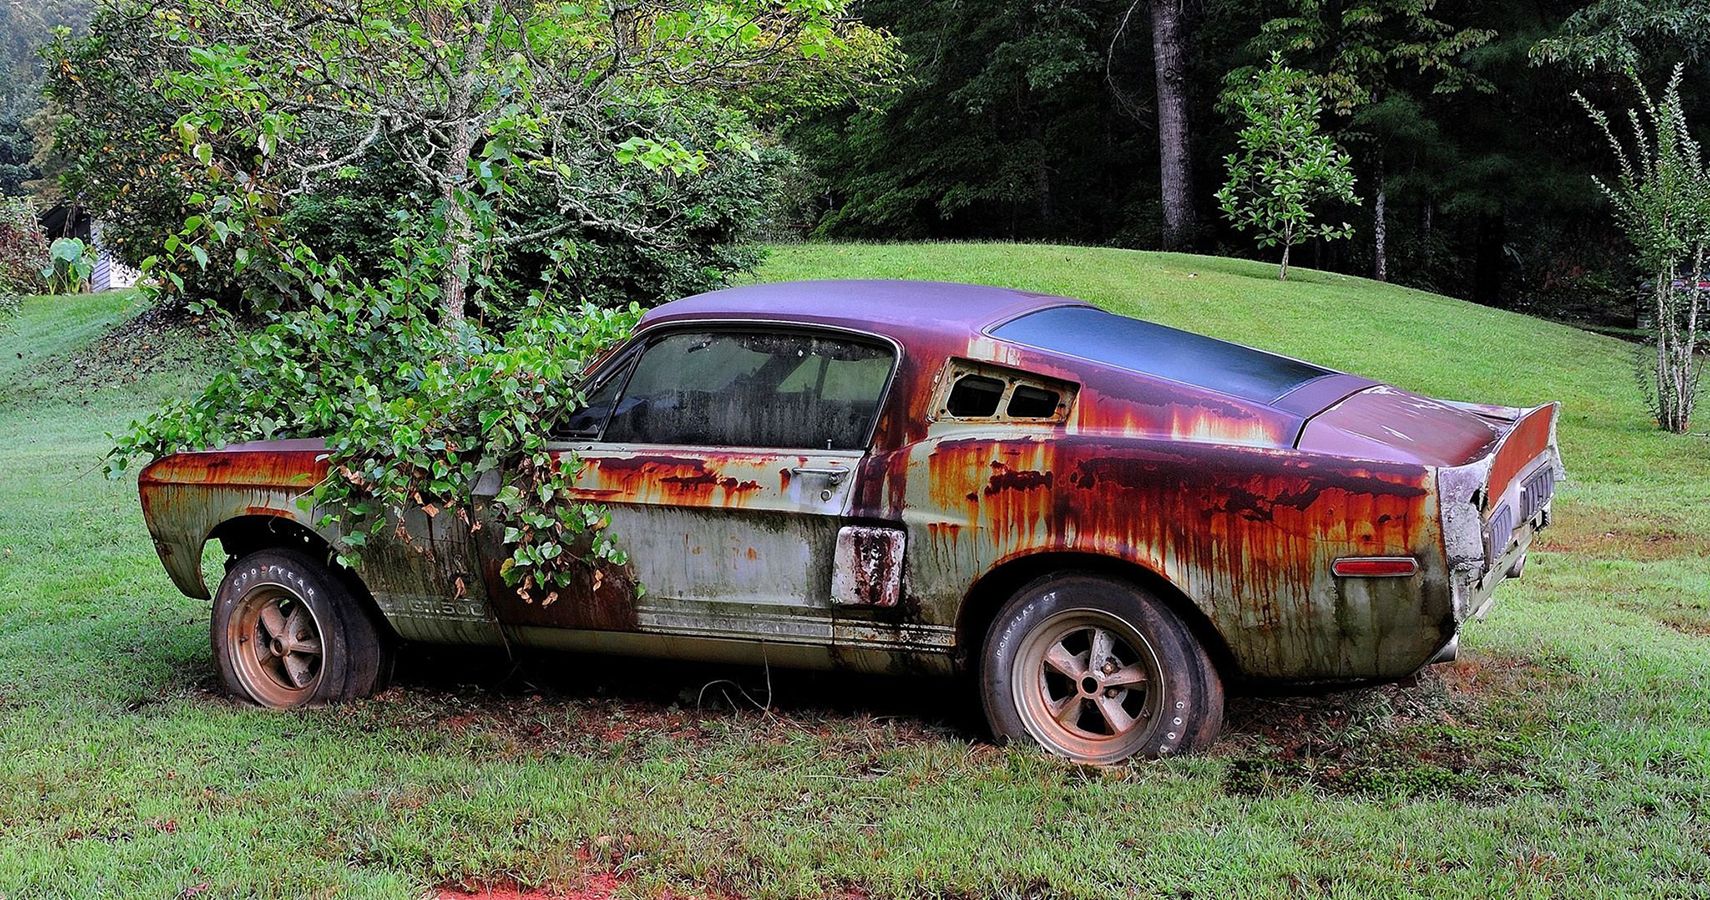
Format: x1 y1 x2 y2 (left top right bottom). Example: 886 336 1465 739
759 243 1709 532
0 248 1705 897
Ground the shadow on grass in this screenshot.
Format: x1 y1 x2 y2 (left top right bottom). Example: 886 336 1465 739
346 642 1564 803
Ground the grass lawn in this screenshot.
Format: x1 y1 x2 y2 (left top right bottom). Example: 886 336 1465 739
1 244 1707 899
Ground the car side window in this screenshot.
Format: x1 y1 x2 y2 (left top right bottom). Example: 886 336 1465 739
601 330 893 450
557 356 637 439
946 374 1005 417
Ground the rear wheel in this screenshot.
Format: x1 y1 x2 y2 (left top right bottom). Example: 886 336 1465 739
981 573 1223 763
212 548 388 708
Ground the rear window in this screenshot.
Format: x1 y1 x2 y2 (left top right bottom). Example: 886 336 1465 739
991 306 1330 403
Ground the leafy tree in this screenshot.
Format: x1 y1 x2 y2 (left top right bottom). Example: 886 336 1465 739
1579 66 1709 433
0 0 92 197
1234 0 1494 280
0 197 48 320
1535 0 1710 72
43 0 873 319
107 0 893 605
1217 56 1358 279
135 0 888 320
0 111 37 197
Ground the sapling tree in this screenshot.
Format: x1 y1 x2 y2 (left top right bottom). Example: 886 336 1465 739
106 0 894 605
1579 66 1710 433
127 0 892 319
1216 56 1359 280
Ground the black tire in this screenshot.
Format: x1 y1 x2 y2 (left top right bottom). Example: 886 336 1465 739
980 572 1223 763
211 548 388 708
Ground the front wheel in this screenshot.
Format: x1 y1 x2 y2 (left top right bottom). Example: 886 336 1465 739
980 573 1223 763
211 548 389 708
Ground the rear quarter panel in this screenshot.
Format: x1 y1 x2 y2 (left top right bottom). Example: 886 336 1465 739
875 431 1451 680
853 334 1452 682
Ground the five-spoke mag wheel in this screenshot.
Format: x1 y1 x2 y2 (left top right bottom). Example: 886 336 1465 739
211 548 391 708
1015 612 1165 760
981 573 1224 764
228 587 325 705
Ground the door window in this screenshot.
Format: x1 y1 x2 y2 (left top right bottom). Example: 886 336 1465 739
558 356 636 439
601 330 892 450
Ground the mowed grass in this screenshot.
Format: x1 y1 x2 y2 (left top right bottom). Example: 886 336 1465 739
0 244 1706 898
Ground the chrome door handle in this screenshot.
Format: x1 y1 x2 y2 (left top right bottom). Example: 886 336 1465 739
790 466 848 485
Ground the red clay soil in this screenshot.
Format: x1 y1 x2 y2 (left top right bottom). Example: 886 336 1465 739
436 873 624 900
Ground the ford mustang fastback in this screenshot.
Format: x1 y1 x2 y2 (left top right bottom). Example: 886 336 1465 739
138 280 1563 764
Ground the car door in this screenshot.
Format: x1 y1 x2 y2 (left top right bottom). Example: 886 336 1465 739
487 325 898 649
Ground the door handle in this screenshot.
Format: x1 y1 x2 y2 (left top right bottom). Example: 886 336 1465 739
790 466 848 486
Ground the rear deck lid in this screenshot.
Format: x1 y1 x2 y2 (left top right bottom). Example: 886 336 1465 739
1295 385 1503 467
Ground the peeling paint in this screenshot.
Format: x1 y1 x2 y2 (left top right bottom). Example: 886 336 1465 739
137 281 1562 685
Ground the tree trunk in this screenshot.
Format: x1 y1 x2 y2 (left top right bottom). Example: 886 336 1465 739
1150 1 1196 252
438 0 500 322
1373 185 1388 282
1685 244 1707 430
1471 213 1506 307
1280 242 1291 280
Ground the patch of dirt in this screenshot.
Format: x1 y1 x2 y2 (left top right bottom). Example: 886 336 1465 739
435 873 625 900
436 849 735 900
1657 613 1710 638
345 647 963 765
1219 653 1567 803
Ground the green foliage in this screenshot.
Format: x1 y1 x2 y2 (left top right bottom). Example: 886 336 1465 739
0 110 37 197
1237 0 1495 119
786 0 1131 242
1578 66 1710 432
0 196 46 318
109 243 643 600
1534 0 1710 72
0 0 91 199
43 0 884 318
1217 57 1360 279
40 236 91 294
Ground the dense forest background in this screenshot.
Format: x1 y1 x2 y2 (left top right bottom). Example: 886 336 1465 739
4 0 1708 327
784 0 1710 327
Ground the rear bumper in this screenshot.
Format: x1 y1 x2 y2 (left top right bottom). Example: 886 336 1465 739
1434 402 1563 660
1451 498 1551 625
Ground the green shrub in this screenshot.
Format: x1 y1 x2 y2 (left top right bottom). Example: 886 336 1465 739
41 236 92 294
0 198 47 319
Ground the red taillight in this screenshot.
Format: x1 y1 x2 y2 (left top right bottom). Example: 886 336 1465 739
1332 557 1419 577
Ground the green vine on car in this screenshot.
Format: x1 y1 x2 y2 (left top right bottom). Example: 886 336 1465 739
108 241 643 603
101 0 890 603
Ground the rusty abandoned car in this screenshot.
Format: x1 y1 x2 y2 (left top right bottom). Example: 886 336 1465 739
138 280 1563 764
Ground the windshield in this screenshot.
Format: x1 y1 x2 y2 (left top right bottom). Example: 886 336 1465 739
991 306 1331 404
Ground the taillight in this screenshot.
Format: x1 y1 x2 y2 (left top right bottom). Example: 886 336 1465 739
1486 504 1515 568
1332 557 1420 577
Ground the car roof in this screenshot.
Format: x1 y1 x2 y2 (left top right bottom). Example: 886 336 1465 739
639 279 1089 343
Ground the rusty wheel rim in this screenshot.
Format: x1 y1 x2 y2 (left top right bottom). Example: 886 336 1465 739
1013 609 1164 763
228 584 324 707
